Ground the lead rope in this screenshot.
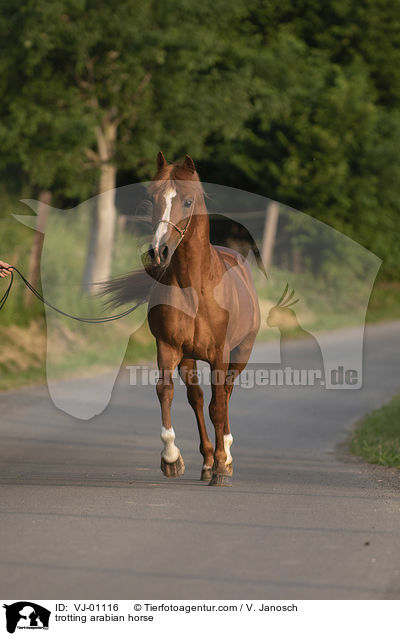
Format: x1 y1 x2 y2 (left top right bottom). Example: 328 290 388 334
0 201 195 322
0 266 148 323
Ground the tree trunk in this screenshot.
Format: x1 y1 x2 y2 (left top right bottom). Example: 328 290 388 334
82 121 117 291
25 189 51 306
261 200 279 271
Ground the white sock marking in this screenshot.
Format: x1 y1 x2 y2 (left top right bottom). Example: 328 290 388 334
160 425 180 463
224 433 233 465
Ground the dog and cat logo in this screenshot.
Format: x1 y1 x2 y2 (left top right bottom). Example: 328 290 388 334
2 603 50 633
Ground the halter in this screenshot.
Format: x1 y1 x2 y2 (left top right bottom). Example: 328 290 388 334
152 195 195 248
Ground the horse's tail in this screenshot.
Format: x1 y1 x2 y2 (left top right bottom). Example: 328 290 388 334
99 269 153 308
250 241 268 279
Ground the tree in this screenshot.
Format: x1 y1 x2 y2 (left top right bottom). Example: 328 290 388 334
1 0 258 286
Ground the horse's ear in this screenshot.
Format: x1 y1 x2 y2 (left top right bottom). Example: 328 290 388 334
183 154 195 174
157 151 167 170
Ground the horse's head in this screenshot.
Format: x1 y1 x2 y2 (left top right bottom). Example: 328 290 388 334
146 152 204 269
267 284 299 329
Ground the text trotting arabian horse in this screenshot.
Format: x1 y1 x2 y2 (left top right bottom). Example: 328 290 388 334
108 153 261 486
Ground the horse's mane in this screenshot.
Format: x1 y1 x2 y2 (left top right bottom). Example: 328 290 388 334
148 162 205 197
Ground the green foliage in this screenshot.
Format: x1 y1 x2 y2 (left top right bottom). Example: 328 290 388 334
0 0 95 198
0 0 257 189
204 1 400 279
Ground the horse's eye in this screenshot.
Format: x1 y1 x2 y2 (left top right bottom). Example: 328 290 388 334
184 199 193 208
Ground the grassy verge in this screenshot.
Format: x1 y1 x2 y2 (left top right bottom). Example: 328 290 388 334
350 394 400 467
0 317 156 392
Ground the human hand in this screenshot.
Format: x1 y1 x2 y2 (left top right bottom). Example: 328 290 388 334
0 260 13 278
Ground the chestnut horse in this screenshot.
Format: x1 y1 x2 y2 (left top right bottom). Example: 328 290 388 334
107 153 260 486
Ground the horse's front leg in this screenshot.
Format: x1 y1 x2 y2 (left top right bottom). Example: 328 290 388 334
179 359 214 481
156 341 185 478
208 360 232 487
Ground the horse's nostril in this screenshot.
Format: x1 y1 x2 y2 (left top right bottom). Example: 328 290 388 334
148 247 155 261
161 245 169 261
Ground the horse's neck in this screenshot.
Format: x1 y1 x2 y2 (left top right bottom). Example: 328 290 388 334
170 212 214 288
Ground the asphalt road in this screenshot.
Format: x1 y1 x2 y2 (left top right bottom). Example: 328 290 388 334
0 321 399 600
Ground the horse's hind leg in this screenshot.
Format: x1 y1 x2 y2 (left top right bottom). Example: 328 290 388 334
209 359 232 487
179 359 214 481
156 341 185 478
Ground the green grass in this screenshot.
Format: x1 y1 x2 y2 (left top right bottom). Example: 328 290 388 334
350 394 400 467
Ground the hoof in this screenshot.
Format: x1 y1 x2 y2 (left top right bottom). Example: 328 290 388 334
200 466 213 481
209 473 232 487
225 462 233 476
160 454 185 478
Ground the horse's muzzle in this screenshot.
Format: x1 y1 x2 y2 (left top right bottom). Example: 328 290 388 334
148 244 169 267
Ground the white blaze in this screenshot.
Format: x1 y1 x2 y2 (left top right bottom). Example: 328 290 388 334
153 188 176 248
160 425 180 463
